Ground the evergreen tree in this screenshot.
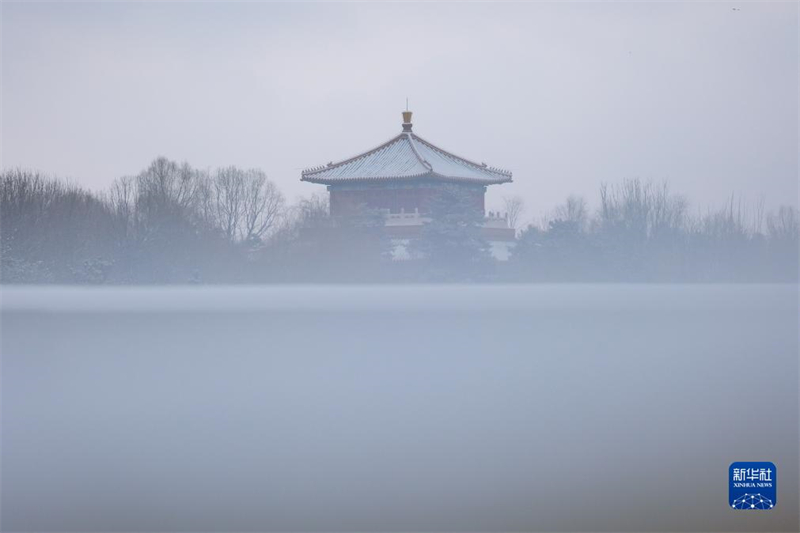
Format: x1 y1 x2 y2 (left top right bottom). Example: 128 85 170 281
410 186 492 281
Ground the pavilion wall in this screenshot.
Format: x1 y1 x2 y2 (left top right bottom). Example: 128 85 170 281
329 182 486 217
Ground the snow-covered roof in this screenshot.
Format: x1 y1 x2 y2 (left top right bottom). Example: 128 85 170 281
301 119 512 186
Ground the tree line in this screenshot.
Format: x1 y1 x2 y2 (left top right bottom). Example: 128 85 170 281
508 180 798 282
1 158 797 283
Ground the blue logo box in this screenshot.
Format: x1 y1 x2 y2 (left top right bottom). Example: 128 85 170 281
729 462 776 510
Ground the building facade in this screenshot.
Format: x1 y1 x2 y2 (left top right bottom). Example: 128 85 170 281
301 111 516 259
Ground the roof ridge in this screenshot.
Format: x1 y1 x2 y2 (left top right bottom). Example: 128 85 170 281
405 133 433 172
411 133 512 178
302 133 409 177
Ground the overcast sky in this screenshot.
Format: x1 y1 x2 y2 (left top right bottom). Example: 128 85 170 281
2 1 797 220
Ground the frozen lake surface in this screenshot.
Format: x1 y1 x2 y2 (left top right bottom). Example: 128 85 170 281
2 284 798 532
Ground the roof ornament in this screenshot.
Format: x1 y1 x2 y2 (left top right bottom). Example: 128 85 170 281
402 101 413 132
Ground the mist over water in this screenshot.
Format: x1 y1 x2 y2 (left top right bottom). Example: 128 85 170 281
2 284 797 532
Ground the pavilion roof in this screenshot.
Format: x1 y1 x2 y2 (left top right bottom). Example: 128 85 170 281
301 114 512 186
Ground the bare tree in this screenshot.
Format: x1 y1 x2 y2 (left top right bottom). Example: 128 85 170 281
694 194 751 243
105 176 137 242
752 195 766 236
767 205 799 242
137 157 202 213
296 193 330 227
242 169 284 243
553 194 588 229
210 166 245 241
207 166 285 244
648 182 687 240
503 195 525 230
599 179 687 241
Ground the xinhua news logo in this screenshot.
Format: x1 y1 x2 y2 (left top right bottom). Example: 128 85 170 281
729 461 776 510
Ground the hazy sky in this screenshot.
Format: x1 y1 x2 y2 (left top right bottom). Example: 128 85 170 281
2 1 797 220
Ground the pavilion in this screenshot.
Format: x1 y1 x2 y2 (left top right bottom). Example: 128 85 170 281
301 111 516 259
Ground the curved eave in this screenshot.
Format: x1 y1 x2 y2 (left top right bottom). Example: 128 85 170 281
410 133 514 177
301 172 512 186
